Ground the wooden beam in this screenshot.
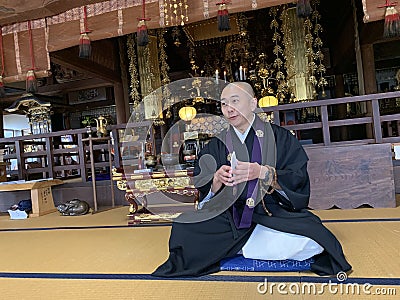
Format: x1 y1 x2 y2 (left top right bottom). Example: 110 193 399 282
50 51 121 84
37 77 113 95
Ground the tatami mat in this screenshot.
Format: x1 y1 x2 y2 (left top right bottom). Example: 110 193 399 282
0 203 399 299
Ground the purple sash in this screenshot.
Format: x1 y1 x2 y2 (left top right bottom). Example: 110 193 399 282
226 117 264 229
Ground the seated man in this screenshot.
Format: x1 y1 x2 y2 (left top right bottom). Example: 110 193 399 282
152 82 351 277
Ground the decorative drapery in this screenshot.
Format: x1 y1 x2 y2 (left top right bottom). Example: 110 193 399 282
362 0 393 22
0 0 294 82
0 20 51 84
4 0 391 83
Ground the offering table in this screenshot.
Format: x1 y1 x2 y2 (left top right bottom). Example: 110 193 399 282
113 168 198 224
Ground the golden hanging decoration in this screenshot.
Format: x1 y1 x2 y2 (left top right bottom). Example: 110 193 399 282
311 0 327 97
127 34 140 107
270 6 288 103
158 29 172 119
164 0 189 26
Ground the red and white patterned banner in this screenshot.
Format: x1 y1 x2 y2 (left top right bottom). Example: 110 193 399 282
1 0 158 34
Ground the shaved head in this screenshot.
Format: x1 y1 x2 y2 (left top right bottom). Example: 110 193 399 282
222 82 255 99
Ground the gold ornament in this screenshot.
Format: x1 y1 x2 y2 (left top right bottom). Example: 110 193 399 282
246 198 255 208
127 34 140 106
255 130 264 137
164 0 189 26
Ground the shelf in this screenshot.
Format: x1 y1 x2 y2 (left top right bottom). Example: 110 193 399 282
53 147 79 154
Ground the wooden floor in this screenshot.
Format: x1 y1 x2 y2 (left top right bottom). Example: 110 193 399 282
0 202 399 300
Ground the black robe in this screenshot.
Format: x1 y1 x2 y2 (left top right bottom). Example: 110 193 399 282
152 119 352 277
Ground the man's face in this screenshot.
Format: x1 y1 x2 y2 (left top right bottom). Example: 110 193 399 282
220 84 257 132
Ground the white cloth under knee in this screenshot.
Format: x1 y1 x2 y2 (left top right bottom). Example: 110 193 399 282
242 224 324 261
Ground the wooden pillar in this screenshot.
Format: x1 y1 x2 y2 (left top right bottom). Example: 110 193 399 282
361 43 377 139
114 82 128 124
361 44 377 94
0 109 3 138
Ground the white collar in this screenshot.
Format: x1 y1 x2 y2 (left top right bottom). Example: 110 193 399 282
233 114 255 144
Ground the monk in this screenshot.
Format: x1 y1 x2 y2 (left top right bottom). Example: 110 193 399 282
153 82 351 277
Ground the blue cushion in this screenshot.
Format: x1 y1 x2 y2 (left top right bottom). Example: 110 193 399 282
220 255 314 272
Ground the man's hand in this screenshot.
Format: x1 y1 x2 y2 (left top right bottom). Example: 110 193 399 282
211 165 234 193
231 161 262 185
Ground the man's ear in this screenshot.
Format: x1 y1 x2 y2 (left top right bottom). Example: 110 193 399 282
251 97 258 110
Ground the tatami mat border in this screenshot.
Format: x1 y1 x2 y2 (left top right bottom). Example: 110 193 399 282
0 223 169 232
322 218 400 223
0 273 399 286
1 217 400 232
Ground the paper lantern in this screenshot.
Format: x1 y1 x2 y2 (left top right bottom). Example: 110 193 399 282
179 106 197 121
258 95 278 107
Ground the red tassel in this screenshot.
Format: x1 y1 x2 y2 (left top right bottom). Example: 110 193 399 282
79 32 91 59
0 75 5 97
384 5 400 38
79 6 91 58
26 70 37 93
217 3 230 32
137 20 149 47
296 0 312 18
217 2 231 32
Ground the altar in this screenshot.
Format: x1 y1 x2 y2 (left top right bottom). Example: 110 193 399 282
113 168 198 225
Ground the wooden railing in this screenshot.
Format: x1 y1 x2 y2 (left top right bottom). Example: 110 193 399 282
263 90 400 146
0 122 152 182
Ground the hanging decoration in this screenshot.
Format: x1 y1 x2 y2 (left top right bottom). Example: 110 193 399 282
179 106 196 121
171 26 181 46
0 26 5 97
79 6 91 59
379 1 400 38
189 43 199 76
304 12 317 97
311 0 328 97
258 95 278 108
6 94 52 134
164 0 189 26
137 0 150 47
127 34 140 109
269 7 288 103
296 0 312 18
158 29 172 119
259 2 327 103
26 21 38 94
216 1 231 32
281 7 296 102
